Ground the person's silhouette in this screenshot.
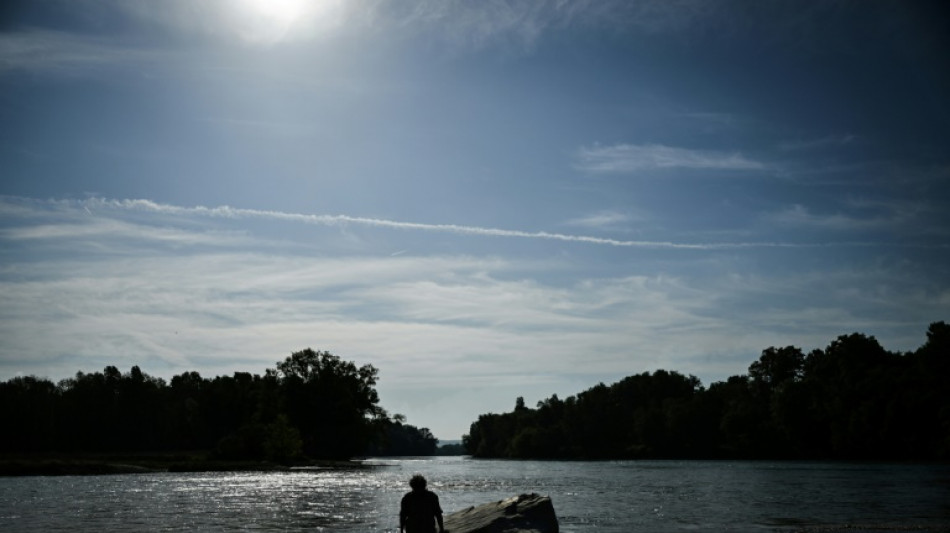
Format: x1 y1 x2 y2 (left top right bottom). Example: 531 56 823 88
399 474 445 533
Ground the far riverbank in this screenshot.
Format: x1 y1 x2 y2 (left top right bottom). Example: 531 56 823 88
0 452 367 477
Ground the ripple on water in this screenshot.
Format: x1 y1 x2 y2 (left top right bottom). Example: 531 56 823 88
1 460 949 532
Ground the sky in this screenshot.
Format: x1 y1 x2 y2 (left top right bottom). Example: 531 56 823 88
1 0 948 440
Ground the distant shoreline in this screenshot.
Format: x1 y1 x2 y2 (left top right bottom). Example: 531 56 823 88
0 453 367 477
8 453 947 477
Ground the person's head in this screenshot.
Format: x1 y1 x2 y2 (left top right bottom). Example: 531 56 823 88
409 474 427 491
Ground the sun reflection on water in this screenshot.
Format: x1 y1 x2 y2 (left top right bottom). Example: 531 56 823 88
1 459 948 532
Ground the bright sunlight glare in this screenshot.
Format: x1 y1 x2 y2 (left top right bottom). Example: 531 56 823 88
233 0 342 44
243 0 307 26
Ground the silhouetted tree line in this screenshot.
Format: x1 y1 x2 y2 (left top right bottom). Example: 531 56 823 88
435 443 466 456
463 323 950 461
364 414 438 456
0 349 439 461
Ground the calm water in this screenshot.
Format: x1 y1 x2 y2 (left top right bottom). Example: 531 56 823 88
1 457 949 532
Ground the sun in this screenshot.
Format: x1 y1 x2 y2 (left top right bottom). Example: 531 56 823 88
242 0 307 28
233 0 340 44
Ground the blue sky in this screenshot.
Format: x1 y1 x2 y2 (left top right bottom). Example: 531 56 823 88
2 0 948 440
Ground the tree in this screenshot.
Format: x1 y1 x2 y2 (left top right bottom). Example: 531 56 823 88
749 346 804 390
0 376 58 452
263 414 303 464
802 334 902 458
276 348 383 458
365 418 438 456
906 321 950 458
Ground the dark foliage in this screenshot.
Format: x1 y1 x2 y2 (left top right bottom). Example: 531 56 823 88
435 443 466 456
364 415 439 456
463 322 950 461
0 349 407 461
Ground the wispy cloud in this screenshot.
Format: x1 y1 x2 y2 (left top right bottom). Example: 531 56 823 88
0 3 349 73
380 0 713 52
0 29 159 74
575 143 765 173
4 197 935 252
0 0 764 57
768 204 869 231
65 197 777 250
564 210 637 230
778 134 856 152
0 217 246 247
766 203 920 232
2 236 938 385
1 195 944 437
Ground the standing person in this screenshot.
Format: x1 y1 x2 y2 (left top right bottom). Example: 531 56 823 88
399 474 445 533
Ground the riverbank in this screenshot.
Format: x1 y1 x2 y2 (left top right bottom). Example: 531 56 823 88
0 453 364 476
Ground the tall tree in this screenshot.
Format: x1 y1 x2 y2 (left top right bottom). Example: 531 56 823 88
276 348 383 458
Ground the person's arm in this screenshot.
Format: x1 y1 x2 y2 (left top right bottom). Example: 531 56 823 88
399 496 407 533
434 493 445 533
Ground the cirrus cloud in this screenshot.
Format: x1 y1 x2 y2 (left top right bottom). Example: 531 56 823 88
576 143 765 174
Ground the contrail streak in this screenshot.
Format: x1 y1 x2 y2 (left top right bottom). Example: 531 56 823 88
5 196 936 250
79 198 767 250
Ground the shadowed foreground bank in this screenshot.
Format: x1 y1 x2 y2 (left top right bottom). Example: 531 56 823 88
792 526 950 532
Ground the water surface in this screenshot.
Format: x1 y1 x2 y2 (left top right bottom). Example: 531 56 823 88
2 458 948 532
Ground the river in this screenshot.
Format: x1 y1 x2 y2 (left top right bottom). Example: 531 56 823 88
2 457 948 532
